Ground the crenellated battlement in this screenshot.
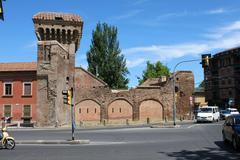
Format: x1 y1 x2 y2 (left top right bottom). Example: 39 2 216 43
33 12 83 52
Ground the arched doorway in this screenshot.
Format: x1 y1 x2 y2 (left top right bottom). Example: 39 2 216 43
139 100 163 123
75 100 101 122
108 99 133 123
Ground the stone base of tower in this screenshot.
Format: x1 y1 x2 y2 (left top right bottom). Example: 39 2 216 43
36 41 72 127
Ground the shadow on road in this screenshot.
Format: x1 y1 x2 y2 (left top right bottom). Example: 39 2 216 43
158 141 240 160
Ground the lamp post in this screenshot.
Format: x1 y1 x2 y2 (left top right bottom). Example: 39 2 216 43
172 59 200 126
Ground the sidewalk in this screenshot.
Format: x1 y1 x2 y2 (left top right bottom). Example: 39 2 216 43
5 119 196 131
150 120 195 128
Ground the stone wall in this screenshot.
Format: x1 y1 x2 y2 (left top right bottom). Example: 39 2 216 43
74 68 194 125
36 41 70 126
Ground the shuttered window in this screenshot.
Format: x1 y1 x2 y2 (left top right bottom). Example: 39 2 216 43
23 82 32 95
23 105 31 117
4 105 11 117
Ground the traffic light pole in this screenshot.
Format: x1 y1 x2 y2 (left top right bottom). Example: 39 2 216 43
70 87 75 141
172 59 200 126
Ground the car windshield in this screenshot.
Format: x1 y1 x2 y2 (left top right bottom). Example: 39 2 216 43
200 108 212 113
222 110 230 114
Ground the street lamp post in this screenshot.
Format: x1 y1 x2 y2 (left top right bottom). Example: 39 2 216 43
172 59 200 126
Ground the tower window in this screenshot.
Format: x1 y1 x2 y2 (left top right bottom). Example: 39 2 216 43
55 17 63 21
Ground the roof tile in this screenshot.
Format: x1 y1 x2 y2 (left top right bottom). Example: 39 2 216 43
0 62 37 72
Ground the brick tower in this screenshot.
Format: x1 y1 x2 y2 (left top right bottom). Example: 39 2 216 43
33 12 83 127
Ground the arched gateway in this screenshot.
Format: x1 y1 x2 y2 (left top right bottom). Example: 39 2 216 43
139 100 163 123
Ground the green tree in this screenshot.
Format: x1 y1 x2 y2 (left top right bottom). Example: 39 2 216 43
198 80 205 89
138 61 170 84
86 22 129 89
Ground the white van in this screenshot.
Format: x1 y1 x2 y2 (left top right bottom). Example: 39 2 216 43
197 106 220 122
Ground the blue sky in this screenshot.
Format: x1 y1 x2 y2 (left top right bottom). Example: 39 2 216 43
1 0 240 88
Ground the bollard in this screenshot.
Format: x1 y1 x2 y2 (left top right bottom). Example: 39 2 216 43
126 119 129 125
147 117 150 124
80 121 83 127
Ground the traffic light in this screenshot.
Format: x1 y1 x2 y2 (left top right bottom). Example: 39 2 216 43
0 0 4 21
67 90 72 105
201 54 211 67
62 90 68 104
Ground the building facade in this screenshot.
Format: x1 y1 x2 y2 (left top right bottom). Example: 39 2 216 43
0 12 195 127
0 62 37 126
202 47 240 110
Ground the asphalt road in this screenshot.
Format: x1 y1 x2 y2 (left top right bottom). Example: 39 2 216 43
1 122 240 160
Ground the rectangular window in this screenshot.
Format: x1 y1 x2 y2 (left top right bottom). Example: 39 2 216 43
23 105 31 117
23 82 32 96
4 82 12 96
4 105 11 117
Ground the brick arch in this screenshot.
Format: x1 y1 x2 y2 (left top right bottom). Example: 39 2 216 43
75 99 101 122
108 99 133 121
139 99 163 122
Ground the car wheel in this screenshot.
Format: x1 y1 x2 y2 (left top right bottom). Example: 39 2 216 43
232 136 238 150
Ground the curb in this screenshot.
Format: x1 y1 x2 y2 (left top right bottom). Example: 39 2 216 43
16 139 90 145
150 125 181 128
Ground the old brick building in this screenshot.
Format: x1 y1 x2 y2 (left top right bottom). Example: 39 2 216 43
0 62 37 126
0 12 195 127
202 47 240 109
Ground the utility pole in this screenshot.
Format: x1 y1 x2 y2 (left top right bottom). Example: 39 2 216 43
62 88 75 141
70 87 75 141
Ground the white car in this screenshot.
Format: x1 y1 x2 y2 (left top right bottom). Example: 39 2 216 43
226 108 239 115
197 106 220 122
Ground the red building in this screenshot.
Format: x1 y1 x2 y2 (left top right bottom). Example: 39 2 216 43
0 62 37 126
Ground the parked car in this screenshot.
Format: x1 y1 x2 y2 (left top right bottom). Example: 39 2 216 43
220 110 231 120
222 114 240 150
196 106 220 122
226 108 239 115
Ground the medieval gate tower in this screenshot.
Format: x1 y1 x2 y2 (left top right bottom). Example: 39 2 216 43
33 12 83 127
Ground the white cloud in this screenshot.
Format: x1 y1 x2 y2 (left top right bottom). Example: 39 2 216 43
126 58 145 68
123 20 240 66
123 43 209 61
157 11 189 20
113 9 143 20
207 8 226 14
132 0 150 5
24 41 37 48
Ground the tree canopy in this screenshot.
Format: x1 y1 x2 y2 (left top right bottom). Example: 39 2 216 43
86 22 129 89
138 61 170 85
